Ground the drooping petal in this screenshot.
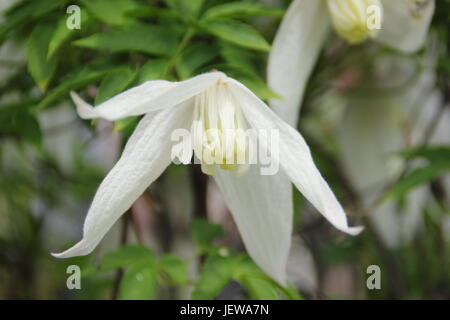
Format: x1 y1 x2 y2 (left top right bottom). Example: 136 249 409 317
71 72 224 121
214 165 293 285
267 0 329 126
228 80 362 235
52 101 194 258
377 0 435 53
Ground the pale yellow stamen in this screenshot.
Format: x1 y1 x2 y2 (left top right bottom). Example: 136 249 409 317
193 80 249 176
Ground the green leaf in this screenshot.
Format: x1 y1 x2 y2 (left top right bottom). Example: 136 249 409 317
34 64 111 112
48 10 90 58
192 255 235 299
191 219 224 247
100 245 155 272
202 2 284 21
233 256 279 300
0 101 42 147
176 43 218 79
138 59 170 84
192 253 285 300
95 66 136 104
114 117 139 135
165 0 205 19
118 262 157 300
73 24 179 57
384 163 450 201
383 146 450 200
27 23 58 91
80 0 141 26
201 19 271 52
399 146 450 164
157 254 188 285
224 67 279 100
239 276 279 299
0 0 67 42
200 19 270 51
219 42 259 76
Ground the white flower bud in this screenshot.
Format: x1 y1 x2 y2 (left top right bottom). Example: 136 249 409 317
327 0 383 44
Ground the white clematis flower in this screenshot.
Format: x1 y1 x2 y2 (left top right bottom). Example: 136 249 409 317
268 0 435 126
52 71 362 285
338 48 450 248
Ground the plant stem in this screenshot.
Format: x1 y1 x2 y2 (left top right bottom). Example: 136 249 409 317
165 27 195 77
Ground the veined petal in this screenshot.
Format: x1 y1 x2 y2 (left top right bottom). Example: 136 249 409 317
214 165 293 286
71 72 224 121
52 101 194 258
229 81 363 235
377 0 435 53
267 0 329 126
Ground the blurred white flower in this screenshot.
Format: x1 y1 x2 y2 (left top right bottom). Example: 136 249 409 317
337 45 449 248
52 72 362 285
268 0 435 126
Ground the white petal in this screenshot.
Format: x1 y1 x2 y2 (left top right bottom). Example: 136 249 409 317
71 72 224 121
229 81 362 235
214 165 292 286
377 0 435 53
267 0 329 126
52 101 193 258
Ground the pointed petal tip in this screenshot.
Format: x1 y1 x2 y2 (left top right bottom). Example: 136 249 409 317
50 239 94 259
346 225 365 236
51 252 65 259
70 91 96 120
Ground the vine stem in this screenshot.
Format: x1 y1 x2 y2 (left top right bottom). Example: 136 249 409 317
165 27 195 77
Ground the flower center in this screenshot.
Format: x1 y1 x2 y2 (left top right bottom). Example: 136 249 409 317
327 0 383 44
192 80 249 176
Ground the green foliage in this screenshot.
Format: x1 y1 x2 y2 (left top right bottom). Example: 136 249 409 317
202 1 284 21
118 262 157 300
190 219 225 250
192 252 296 300
138 59 170 83
0 0 68 43
176 43 219 79
79 0 142 27
95 66 137 104
48 9 91 58
99 245 155 272
73 24 180 57
384 146 450 201
200 19 271 52
34 64 112 111
27 23 58 91
82 245 189 299
165 0 205 20
157 254 188 285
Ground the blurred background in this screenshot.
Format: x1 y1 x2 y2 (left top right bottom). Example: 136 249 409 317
0 0 449 299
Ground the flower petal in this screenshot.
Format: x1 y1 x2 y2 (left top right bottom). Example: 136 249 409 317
267 0 329 126
214 165 292 286
71 72 224 121
229 81 362 235
377 0 435 53
52 101 193 258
